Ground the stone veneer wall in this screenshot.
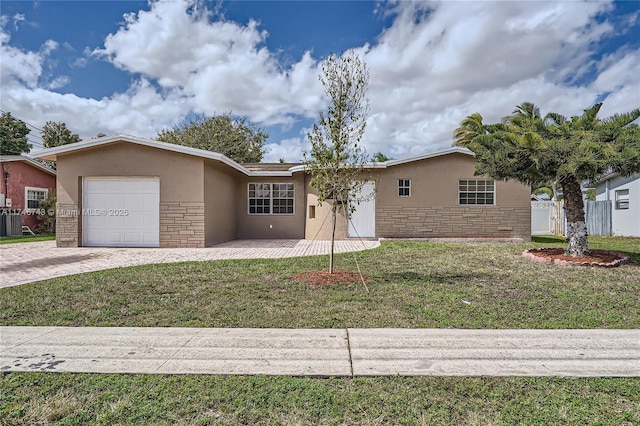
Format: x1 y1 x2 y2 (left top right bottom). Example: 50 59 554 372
160 201 205 247
56 202 79 247
377 206 531 239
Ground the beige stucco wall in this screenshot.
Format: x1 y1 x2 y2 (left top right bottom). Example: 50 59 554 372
304 176 348 240
55 142 206 247
236 174 306 239
375 153 531 239
204 160 238 245
302 153 531 241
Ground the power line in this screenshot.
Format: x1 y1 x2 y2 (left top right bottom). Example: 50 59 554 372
28 138 44 148
0 109 44 133
0 110 46 149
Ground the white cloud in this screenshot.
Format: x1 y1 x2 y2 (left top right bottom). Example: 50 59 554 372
358 0 637 156
12 13 25 30
0 26 45 88
1 0 638 162
263 136 310 163
93 0 323 125
46 75 69 90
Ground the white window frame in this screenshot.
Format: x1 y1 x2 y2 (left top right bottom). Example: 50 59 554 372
398 179 411 197
615 189 629 210
458 179 495 206
248 183 295 215
25 186 48 211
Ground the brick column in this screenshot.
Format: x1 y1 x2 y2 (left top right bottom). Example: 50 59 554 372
159 201 205 247
56 203 79 247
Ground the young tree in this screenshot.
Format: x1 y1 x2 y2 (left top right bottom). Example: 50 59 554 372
303 50 370 273
42 121 81 148
0 112 31 155
157 112 268 163
454 102 640 256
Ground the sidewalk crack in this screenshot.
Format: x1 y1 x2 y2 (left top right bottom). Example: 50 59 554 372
346 328 354 378
155 329 202 372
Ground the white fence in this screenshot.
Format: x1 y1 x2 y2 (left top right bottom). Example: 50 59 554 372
531 201 565 236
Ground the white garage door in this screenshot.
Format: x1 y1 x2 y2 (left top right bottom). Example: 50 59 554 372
83 177 159 247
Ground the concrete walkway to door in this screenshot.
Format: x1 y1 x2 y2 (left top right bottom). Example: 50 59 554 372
0 239 380 289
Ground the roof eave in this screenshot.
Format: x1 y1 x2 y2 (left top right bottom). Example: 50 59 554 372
30 134 251 175
0 155 56 175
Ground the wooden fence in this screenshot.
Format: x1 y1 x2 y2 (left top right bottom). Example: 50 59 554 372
585 200 612 236
0 211 23 237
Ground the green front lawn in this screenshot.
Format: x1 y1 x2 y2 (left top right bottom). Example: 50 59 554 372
2 236 639 425
0 234 55 244
1 374 638 425
1 236 638 329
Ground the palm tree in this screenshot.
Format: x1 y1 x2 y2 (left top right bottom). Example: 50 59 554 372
455 102 640 256
371 152 391 162
452 113 487 147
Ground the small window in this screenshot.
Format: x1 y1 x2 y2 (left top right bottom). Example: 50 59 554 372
615 189 629 210
26 187 48 209
248 183 294 215
459 179 495 205
309 205 316 219
398 179 411 197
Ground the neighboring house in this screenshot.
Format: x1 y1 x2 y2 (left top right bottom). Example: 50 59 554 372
34 135 531 248
594 172 640 237
0 156 56 234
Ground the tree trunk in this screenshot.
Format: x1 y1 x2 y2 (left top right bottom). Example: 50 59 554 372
329 202 337 274
560 176 589 257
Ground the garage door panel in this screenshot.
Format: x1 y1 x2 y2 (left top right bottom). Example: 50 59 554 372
105 232 124 244
84 194 107 209
124 233 144 243
142 214 159 227
142 231 157 242
83 178 159 247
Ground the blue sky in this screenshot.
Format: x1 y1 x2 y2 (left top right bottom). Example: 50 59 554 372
1 0 639 162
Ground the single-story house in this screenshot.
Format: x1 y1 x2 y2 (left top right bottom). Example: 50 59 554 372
0 155 56 235
594 172 639 237
34 135 531 247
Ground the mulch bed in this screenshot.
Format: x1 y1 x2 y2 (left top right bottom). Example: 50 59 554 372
292 270 369 287
523 248 629 267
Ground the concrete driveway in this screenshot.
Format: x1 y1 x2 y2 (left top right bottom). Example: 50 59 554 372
0 239 379 289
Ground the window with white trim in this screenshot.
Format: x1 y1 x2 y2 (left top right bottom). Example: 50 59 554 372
398 179 411 197
26 187 48 209
459 179 495 205
248 183 294 215
615 189 629 210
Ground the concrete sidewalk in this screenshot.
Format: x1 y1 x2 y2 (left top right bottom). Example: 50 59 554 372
2 327 638 377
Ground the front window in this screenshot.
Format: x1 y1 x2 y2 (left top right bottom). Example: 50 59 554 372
459 179 495 205
26 187 47 209
248 183 294 214
615 189 629 210
398 179 411 197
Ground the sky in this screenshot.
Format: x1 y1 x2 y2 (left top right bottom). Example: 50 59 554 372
1 0 639 162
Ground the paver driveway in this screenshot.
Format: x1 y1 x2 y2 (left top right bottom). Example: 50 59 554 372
0 239 379 289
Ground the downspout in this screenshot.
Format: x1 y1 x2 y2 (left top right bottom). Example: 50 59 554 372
605 179 610 201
